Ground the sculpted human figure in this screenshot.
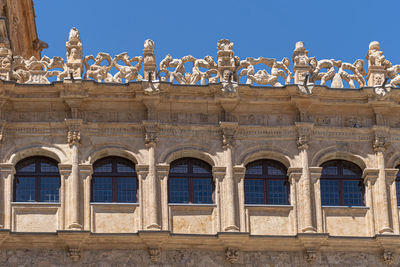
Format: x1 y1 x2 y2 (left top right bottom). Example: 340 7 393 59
338 59 366 88
386 63 400 87
366 41 385 67
112 52 143 82
66 27 83 79
192 56 218 85
84 52 113 82
11 56 30 83
159 54 186 84
239 57 291 86
308 57 341 85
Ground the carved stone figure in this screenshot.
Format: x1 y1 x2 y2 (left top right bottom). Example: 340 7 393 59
159 54 195 84
304 250 317 264
292 41 310 84
83 53 113 82
192 56 218 85
366 41 390 86
66 27 83 79
0 37 12 81
148 248 161 263
239 57 292 86
308 58 341 86
382 250 394 265
43 56 68 81
217 39 235 82
24 56 50 84
337 59 366 88
225 248 239 263
386 64 400 87
112 52 143 83
143 39 156 81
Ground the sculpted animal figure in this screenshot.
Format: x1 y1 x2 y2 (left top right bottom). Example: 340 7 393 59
112 52 143 83
84 52 113 82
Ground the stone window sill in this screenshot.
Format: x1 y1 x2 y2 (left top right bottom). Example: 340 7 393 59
90 202 139 206
245 204 293 212
11 202 61 206
168 203 216 211
322 205 369 216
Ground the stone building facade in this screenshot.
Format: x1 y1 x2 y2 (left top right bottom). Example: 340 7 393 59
0 5 400 267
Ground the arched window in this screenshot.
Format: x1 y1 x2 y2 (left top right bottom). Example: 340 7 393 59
244 160 289 205
168 158 213 204
320 160 364 206
92 156 137 203
396 166 400 206
14 157 60 202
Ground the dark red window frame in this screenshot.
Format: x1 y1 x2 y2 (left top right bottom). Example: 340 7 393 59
91 156 138 203
168 158 214 204
320 160 364 206
14 156 60 202
244 159 290 205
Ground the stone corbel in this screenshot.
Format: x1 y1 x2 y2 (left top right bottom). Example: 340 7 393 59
287 167 302 184
57 230 90 262
297 233 328 265
309 167 322 184
148 247 161 263
362 168 379 185
212 166 226 182
385 169 398 185
225 247 239 264
138 231 169 261
376 235 400 265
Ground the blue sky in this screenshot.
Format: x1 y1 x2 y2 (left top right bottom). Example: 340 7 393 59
34 0 400 68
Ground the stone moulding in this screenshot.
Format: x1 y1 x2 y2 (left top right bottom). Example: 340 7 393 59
0 27 399 95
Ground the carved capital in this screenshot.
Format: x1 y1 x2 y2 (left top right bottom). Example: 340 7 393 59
362 168 379 185
212 166 226 181
148 247 161 263
385 168 398 185
382 250 394 265
68 247 81 262
225 248 239 264
287 167 302 183
373 136 388 153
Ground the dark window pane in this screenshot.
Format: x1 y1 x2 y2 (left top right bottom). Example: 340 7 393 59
93 178 113 202
18 163 35 172
322 166 338 176
117 178 136 202
268 180 288 205
397 181 400 206
170 164 188 174
40 162 58 172
94 163 112 173
268 166 285 176
15 177 36 202
169 178 189 203
343 180 363 206
246 164 263 175
321 180 339 206
245 179 264 204
40 177 60 202
342 168 358 176
192 164 210 174
193 178 213 204
117 163 135 173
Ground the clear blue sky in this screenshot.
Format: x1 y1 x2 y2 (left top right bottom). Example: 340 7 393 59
34 0 400 68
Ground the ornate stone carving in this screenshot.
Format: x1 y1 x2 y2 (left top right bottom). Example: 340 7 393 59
337 59 366 88
68 247 81 262
83 52 113 82
159 54 195 84
148 247 161 263
0 29 12 81
225 248 239 264
304 249 317 264
366 41 390 87
217 39 235 83
292 41 309 84
143 39 157 81
221 130 235 149
239 57 292 86
296 135 309 150
382 250 394 265
308 58 342 86
373 136 388 153
66 27 83 79
144 123 158 148
112 52 142 83
67 130 81 146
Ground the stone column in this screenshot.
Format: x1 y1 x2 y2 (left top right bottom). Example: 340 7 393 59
144 122 160 230
310 167 323 233
212 166 226 232
79 164 92 231
220 122 239 232
66 119 82 230
136 165 149 230
157 164 170 231
58 164 72 230
373 135 393 234
295 122 315 233
0 163 14 229
362 168 378 235
234 166 246 232
287 167 302 233
385 169 399 234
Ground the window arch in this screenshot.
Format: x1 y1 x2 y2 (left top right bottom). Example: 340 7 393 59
168 158 214 204
320 160 364 206
91 156 137 203
244 159 289 205
14 157 60 202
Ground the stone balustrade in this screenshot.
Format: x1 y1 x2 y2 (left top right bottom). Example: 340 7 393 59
0 28 398 90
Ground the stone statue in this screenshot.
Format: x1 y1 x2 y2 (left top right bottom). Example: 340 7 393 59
337 59 366 88
192 56 218 85
217 39 235 82
43 56 68 81
159 54 187 84
143 39 156 81
239 57 292 86
292 41 310 84
83 53 113 82
386 63 400 87
66 27 83 79
112 52 143 83
308 58 342 85
366 41 390 86
366 41 386 67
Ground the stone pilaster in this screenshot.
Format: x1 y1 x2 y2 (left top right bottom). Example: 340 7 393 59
0 163 14 229
385 168 399 234
143 121 160 230
79 164 92 231
156 164 170 231
362 168 379 235
220 121 239 232
288 167 302 233
234 166 246 232
295 122 316 233
212 166 226 232
310 167 323 233
66 119 83 230
136 164 149 230
58 164 72 230
372 126 392 234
